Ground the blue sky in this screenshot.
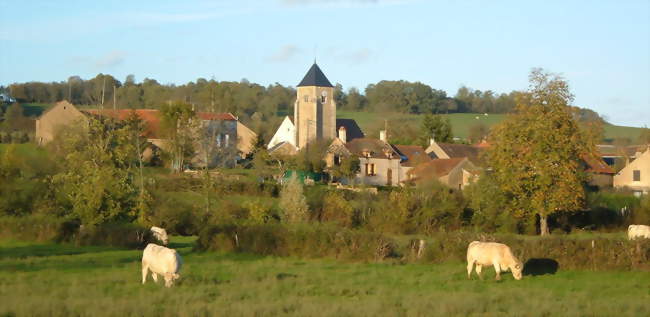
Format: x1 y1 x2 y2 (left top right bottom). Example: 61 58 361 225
1 0 648 127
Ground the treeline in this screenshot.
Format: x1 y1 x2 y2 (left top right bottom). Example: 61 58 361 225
6 74 530 116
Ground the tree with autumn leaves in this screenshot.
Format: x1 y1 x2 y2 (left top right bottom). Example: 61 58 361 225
486 69 596 235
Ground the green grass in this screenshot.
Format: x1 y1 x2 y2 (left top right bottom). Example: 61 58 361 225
337 111 646 141
0 143 47 159
1 237 648 316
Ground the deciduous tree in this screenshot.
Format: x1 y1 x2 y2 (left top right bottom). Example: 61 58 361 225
487 68 593 235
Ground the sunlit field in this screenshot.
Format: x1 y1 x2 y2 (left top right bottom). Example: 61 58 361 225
1 236 648 316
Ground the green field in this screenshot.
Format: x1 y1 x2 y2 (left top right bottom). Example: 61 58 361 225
1 237 648 316
337 111 646 141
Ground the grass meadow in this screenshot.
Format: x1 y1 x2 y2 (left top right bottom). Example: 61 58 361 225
1 236 648 316
337 111 645 141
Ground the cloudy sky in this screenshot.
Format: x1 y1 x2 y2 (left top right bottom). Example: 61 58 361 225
1 0 648 127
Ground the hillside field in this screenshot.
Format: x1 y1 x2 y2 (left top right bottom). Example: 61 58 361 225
1 236 648 316
338 111 646 141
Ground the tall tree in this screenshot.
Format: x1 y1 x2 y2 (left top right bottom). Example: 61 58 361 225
419 114 453 147
487 68 592 235
160 101 198 172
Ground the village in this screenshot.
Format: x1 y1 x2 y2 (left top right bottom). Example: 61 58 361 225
1 1 649 316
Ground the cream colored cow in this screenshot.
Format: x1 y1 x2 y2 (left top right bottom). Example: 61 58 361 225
467 241 523 280
150 226 169 245
141 243 182 287
628 225 650 240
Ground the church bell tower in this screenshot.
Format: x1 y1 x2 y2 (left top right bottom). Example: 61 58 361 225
294 63 336 150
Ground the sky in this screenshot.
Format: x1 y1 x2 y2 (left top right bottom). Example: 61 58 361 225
1 0 648 127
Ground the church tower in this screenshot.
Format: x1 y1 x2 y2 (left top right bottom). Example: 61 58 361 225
294 63 336 150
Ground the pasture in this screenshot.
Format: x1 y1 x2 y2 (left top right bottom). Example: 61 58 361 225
337 110 645 141
1 236 648 316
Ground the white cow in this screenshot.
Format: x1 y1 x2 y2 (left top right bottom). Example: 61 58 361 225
628 225 650 240
141 243 183 287
467 241 523 281
150 226 169 245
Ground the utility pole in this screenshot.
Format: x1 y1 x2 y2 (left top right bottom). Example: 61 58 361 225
113 85 117 113
101 77 106 109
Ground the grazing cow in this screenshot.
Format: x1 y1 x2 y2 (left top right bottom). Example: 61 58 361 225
467 241 523 281
628 225 650 240
141 243 182 287
150 226 169 245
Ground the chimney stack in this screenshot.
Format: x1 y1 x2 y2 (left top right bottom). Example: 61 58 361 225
338 126 347 144
380 130 387 142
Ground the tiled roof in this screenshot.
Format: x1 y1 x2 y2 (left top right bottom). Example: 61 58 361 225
393 144 431 167
84 109 236 139
582 154 615 174
434 143 484 164
410 158 467 178
344 138 400 159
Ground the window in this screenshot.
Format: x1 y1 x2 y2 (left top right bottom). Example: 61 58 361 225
334 155 341 165
304 95 309 102
365 163 376 176
321 91 327 103
225 134 230 146
633 170 641 182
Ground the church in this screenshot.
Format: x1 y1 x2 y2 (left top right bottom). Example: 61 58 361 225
267 63 364 155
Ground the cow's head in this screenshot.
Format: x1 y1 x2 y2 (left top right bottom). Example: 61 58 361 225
511 263 523 280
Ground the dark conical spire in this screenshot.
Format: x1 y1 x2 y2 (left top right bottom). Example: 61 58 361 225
297 63 333 87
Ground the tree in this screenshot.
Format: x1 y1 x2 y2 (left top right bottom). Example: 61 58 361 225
160 101 198 172
419 114 453 147
330 155 360 185
486 68 593 235
638 126 650 144
468 123 489 144
50 117 144 226
279 174 309 223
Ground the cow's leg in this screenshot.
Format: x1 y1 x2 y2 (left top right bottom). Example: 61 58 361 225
467 260 474 279
141 264 148 284
164 273 173 288
493 261 501 281
152 273 159 282
475 264 483 280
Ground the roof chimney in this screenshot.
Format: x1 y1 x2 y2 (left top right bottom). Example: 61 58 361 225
338 126 347 144
380 130 387 142
429 136 435 146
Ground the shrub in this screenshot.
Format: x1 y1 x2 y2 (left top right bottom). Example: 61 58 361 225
278 175 309 223
76 222 152 248
196 223 398 261
0 215 77 242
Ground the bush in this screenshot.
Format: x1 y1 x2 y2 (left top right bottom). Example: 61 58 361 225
0 215 77 242
0 216 152 249
196 223 398 261
76 222 152 248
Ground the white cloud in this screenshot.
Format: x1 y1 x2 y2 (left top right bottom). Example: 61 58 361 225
267 45 301 62
95 51 127 68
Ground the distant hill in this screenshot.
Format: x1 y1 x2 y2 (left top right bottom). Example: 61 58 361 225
336 111 645 142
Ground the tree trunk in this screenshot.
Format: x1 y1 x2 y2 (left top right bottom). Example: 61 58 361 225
540 214 550 236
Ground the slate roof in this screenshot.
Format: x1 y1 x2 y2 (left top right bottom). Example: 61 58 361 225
392 144 431 167
297 63 333 87
336 118 364 142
